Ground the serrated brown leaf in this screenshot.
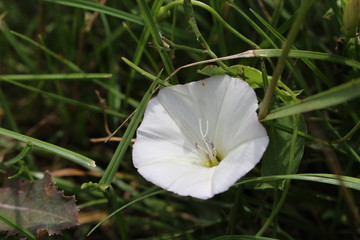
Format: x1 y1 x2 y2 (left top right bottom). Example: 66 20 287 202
0 171 78 237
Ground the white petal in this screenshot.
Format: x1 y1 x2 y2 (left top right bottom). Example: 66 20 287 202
212 136 269 195
137 160 216 199
157 75 237 144
213 77 268 154
133 97 216 199
133 97 202 168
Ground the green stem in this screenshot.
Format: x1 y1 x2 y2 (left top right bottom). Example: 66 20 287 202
183 0 227 68
256 115 300 236
104 186 127 239
163 38 209 54
226 186 242 234
160 0 258 48
332 121 360 144
270 0 284 27
137 0 177 84
6 142 32 165
121 57 171 87
258 0 315 120
256 181 290 236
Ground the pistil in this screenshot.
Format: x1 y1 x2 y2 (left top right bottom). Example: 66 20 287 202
195 119 220 167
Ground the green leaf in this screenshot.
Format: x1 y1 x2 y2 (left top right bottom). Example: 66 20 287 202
261 116 306 187
0 172 78 237
198 65 228 77
198 65 301 103
198 65 264 87
227 65 264 87
264 78 360 120
199 64 265 89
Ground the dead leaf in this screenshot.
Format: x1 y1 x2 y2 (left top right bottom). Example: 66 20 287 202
0 171 78 237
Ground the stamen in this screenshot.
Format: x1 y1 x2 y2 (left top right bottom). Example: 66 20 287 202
195 142 209 153
196 119 220 167
206 140 214 149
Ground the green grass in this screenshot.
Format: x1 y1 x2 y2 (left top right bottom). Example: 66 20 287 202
0 0 359 239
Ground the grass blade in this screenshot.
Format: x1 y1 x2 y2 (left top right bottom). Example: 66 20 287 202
250 8 341 88
0 87 19 132
237 173 360 191
0 21 35 72
0 73 112 81
211 235 278 240
0 127 96 168
98 71 161 187
1 77 125 118
264 78 360 120
0 213 38 240
137 0 177 83
258 0 315 120
10 31 82 72
87 189 164 236
42 0 143 25
121 57 171 87
253 49 360 69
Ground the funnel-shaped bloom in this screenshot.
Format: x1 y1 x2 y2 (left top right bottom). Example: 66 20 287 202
133 75 269 199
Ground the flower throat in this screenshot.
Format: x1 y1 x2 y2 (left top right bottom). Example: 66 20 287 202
195 119 221 167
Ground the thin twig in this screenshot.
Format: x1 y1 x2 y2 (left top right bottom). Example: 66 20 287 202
105 110 137 143
90 137 136 143
95 89 112 136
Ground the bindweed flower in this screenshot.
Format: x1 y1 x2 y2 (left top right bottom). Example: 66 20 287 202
132 75 269 199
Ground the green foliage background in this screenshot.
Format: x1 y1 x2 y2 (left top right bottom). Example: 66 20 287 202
0 0 359 239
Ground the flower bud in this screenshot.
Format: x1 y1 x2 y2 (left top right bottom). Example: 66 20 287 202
157 6 171 22
342 0 360 37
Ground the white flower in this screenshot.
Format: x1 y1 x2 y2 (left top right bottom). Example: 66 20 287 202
132 75 269 199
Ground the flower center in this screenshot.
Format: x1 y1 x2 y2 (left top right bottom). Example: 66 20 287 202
195 119 220 167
